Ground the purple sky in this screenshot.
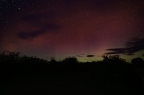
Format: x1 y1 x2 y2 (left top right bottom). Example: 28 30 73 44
0 0 144 62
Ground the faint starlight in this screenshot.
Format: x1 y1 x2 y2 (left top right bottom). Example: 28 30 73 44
18 7 21 10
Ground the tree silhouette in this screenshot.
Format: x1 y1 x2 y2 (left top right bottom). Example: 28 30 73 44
62 57 78 63
102 55 126 63
62 57 78 72
0 51 144 95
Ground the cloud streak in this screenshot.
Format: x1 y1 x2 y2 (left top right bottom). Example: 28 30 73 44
106 37 144 55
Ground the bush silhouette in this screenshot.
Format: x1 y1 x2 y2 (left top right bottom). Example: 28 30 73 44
131 57 144 67
61 57 78 72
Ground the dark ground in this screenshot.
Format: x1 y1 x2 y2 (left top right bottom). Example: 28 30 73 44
0 62 144 95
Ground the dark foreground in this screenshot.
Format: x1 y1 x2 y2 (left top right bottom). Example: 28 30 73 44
1 61 144 95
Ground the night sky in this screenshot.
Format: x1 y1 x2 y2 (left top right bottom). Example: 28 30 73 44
0 0 144 62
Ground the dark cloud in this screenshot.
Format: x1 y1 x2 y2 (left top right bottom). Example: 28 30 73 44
125 37 144 54
106 37 144 55
17 23 61 39
76 54 95 57
106 48 126 54
17 30 44 39
87 55 95 57
18 12 61 39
